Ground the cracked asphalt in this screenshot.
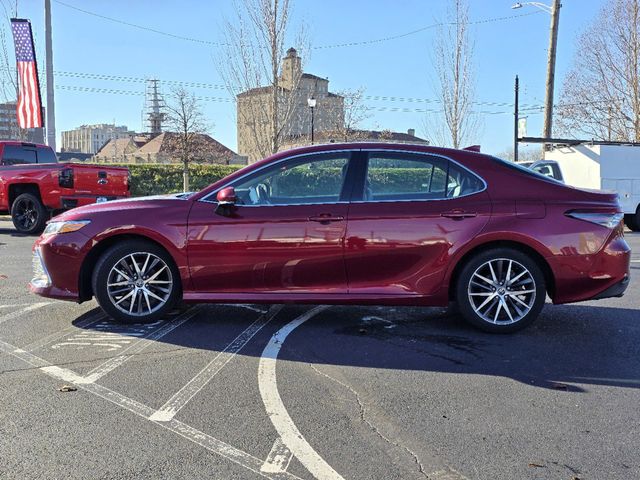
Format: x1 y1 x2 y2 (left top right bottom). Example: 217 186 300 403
1 217 639 480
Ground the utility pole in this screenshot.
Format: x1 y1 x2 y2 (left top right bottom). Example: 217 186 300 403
514 75 519 163
542 0 561 157
44 0 56 151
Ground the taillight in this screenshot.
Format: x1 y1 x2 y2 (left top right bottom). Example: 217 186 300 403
59 167 74 188
565 211 624 229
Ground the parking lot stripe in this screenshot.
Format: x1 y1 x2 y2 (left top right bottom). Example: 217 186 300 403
81 307 200 384
258 305 346 480
0 302 51 326
261 437 294 473
149 304 283 422
0 336 303 480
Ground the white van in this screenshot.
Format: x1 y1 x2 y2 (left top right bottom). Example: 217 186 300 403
525 144 640 231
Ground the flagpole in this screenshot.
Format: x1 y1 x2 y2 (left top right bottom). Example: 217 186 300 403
44 0 56 151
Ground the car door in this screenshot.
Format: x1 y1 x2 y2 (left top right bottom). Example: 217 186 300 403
344 150 491 298
187 151 355 294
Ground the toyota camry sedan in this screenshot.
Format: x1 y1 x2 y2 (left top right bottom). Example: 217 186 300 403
30 143 630 333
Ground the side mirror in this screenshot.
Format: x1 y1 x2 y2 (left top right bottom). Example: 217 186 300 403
216 186 237 205
215 187 237 216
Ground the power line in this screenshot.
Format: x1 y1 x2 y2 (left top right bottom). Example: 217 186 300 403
53 0 228 47
54 0 541 51
313 11 542 49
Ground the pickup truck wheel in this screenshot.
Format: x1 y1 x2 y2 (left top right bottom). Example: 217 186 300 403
456 248 546 333
92 240 181 324
11 193 48 234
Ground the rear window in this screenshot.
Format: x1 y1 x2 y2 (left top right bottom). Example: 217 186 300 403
491 156 562 183
2 145 37 165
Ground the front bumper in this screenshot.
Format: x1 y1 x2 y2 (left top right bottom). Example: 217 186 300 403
29 230 91 302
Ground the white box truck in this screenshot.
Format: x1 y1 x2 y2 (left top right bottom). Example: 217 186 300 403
531 144 640 231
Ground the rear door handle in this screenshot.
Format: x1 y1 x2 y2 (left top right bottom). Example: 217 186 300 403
441 210 477 219
308 214 345 224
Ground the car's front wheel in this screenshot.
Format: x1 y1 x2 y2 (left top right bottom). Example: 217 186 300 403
456 248 546 333
92 240 181 323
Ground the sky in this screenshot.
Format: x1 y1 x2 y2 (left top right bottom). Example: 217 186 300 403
4 0 607 157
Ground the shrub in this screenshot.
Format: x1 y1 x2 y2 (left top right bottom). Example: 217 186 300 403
106 164 241 196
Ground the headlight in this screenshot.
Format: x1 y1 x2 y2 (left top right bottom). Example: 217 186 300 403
43 220 91 235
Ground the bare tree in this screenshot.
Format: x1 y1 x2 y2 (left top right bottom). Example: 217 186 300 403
495 147 541 162
164 88 214 191
329 87 371 141
557 0 640 142
427 0 478 149
219 0 307 161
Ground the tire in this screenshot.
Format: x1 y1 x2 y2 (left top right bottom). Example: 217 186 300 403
624 214 639 232
11 193 48 234
92 240 181 324
455 248 546 333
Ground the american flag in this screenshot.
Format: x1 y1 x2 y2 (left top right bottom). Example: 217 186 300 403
10 19 43 129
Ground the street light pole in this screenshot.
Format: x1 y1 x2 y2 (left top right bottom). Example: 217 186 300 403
542 0 561 155
307 97 316 145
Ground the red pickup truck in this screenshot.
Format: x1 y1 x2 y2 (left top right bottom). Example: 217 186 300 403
0 141 130 234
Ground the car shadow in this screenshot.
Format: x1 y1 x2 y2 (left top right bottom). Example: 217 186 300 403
72 302 640 393
0 227 31 237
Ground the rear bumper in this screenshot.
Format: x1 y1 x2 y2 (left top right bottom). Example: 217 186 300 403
59 195 129 210
549 233 631 304
591 275 630 300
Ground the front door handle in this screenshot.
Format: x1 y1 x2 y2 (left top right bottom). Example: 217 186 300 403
441 209 477 219
308 213 345 224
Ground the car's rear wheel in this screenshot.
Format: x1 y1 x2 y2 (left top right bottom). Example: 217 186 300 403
11 193 48 234
92 240 181 323
456 248 546 333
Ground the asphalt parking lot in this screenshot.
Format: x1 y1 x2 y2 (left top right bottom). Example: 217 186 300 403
1 217 639 480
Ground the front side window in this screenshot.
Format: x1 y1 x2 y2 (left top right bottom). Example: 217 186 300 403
364 153 483 201
231 153 350 206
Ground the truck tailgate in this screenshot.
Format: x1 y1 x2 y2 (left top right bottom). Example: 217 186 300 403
68 164 129 197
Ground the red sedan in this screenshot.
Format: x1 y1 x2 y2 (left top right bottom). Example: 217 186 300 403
30 143 630 333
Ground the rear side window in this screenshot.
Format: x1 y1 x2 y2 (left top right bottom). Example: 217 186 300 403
36 147 57 164
364 153 484 201
1 145 37 165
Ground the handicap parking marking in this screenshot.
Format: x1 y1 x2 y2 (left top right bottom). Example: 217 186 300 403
149 304 283 422
79 307 201 384
21 311 107 352
0 302 51 326
0 336 303 480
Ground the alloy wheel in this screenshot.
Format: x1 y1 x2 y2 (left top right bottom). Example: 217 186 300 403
106 252 173 316
467 258 536 325
14 197 37 230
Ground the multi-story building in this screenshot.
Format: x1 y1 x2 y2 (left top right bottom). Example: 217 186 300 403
61 124 134 154
0 101 45 144
237 48 344 163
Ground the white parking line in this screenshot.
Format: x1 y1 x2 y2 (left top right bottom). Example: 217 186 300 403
149 304 283 422
258 305 346 480
0 302 51 326
261 437 294 473
80 307 200 384
0 337 302 480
